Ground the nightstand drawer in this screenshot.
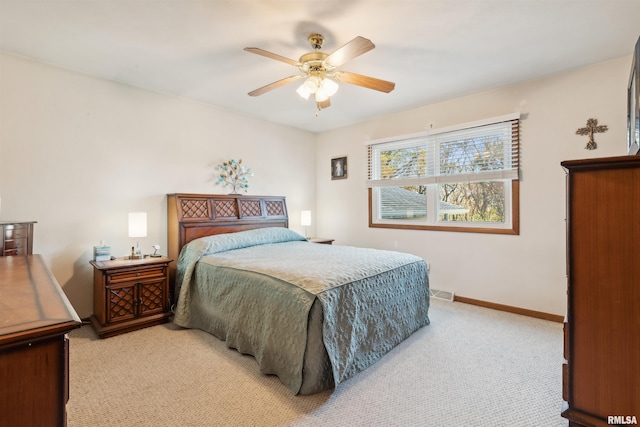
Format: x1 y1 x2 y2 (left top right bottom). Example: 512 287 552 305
107 266 166 283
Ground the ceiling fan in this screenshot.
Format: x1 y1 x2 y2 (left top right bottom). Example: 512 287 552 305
244 33 395 111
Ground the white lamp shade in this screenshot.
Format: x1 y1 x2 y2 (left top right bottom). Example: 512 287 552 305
315 87 329 103
128 212 147 238
322 78 339 97
296 84 312 100
300 210 312 227
303 76 319 92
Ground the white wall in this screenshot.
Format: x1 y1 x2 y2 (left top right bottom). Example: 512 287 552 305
0 53 316 317
1 52 633 318
315 55 633 316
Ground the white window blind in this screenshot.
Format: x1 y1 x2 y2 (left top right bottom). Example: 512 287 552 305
367 114 519 187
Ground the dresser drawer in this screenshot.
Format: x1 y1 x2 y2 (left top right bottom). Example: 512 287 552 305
4 224 30 240
3 247 27 256
107 266 167 284
4 238 28 255
4 238 27 250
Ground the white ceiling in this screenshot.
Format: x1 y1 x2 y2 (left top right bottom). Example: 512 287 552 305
1 1 639 133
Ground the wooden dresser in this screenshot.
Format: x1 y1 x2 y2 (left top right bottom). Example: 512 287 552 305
0 221 36 256
561 156 640 426
0 255 81 427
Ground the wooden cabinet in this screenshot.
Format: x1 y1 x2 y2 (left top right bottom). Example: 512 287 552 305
90 257 172 338
0 255 81 427
0 221 36 256
561 156 640 427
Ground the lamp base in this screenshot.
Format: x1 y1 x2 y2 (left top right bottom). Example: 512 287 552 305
126 255 145 260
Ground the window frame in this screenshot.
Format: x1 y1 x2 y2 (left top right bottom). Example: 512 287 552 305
367 114 520 235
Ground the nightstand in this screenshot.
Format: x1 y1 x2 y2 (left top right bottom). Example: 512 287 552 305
90 256 172 338
308 237 334 245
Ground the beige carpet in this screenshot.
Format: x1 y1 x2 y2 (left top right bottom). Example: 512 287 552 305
67 299 568 426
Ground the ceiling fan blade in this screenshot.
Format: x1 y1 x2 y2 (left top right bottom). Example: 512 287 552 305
324 36 375 68
334 71 395 93
248 75 303 96
244 47 301 67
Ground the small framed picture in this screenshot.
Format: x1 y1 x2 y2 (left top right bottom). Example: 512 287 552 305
331 156 347 180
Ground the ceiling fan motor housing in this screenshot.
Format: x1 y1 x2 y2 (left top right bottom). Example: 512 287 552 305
299 51 332 75
308 33 324 50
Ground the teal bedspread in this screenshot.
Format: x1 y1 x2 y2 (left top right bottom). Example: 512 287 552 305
173 228 429 395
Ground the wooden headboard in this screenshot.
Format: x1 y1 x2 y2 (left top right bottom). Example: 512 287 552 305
167 193 288 298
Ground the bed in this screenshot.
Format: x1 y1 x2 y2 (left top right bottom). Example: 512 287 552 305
167 193 430 395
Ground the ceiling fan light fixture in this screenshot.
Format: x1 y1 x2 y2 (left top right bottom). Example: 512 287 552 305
322 78 339 97
315 87 329 103
297 76 321 100
304 76 320 92
296 84 312 100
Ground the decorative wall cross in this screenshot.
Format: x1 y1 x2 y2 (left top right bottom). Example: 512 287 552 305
576 118 608 150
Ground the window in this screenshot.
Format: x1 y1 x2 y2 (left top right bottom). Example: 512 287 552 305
367 114 520 234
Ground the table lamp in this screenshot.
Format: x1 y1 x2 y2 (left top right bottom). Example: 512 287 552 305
128 212 147 259
301 210 311 239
